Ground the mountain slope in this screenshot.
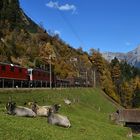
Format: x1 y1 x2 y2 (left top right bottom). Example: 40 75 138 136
102 46 140 67
0 0 39 33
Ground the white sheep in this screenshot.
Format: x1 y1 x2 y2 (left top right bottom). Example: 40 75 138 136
6 102 36 117
64 99 71 105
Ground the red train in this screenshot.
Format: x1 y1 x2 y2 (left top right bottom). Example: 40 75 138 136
0 62 70 88
0 62 88 88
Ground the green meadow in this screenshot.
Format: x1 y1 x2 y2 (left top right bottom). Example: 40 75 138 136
0 88 138 140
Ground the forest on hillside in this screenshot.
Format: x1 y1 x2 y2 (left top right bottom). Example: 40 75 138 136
90 51 140 108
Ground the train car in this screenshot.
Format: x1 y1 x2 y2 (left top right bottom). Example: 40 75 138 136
56 78 70 87
66 77 86 87
28 68 50 87
0 63 28 88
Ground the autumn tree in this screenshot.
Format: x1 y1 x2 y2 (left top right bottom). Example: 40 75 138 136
120 81 134 108
90 51 120 102
110 57 121 95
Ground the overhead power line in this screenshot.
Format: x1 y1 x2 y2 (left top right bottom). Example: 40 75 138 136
58 11 85 48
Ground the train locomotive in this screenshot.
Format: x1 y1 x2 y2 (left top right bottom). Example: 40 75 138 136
0 62 57 88
0 63 28 88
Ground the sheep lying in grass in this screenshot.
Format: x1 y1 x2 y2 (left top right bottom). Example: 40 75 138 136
6 101 36 117
64 99 71 105
28 102 61 117
28 102 49 117
47 107 71 128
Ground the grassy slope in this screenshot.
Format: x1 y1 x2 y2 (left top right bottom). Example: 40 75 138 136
0 88 134 140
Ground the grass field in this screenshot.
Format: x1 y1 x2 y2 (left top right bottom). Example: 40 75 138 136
0 88 137 140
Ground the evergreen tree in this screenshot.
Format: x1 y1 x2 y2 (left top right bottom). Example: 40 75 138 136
120 61 133 81
132 86 140 107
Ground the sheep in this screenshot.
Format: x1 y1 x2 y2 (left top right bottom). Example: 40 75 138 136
28 102 61 117
64 99 71 105
29 102 49 117
47 107 71 128
6 101 36 117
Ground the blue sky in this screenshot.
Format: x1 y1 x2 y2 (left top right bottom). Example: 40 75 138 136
20 0 140 53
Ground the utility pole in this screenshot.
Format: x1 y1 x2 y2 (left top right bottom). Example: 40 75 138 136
86 71 88 87
93 69 96 87
49 55 52 89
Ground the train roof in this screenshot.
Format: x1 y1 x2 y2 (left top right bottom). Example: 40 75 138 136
28 68 49 72
0 62 49 71
0 62 27 69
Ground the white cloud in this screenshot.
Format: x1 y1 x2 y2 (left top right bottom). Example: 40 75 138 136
54 30 61 35
46 1 76 13
58 4 76 12
46 1 58 9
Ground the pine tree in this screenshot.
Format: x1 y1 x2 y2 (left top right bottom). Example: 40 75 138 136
120 61 133 81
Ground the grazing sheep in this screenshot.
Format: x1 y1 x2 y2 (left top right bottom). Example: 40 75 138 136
28 102 61 117
64 99 71 105
6 101 36 117
47 107 71 128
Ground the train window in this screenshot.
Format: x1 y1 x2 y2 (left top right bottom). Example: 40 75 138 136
10 66 14 72
43 73 46 77
28 71 31 74
40 73 43 77
38 72 41 77
1 65 6 71
32 71 34 75
19 68 22 73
